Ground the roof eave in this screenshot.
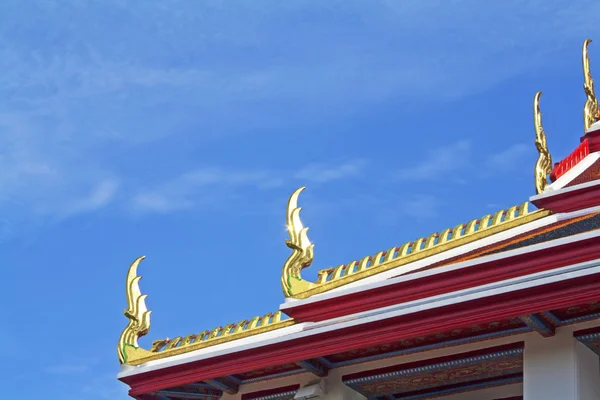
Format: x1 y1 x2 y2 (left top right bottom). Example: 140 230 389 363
118 228 600 384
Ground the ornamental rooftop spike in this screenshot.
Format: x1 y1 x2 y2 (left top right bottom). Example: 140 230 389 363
279 187 545 300
583 39 599 133
281 187 317 298
117 256 153 364
533 91 553 195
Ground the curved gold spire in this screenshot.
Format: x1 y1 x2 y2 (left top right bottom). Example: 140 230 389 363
583 39 599 132
281 187 318 297
117 256 153 364
533 91 553 194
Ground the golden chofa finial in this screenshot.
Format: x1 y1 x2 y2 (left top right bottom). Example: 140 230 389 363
117 256 153 364
583 39 599 132
533 91 553 194
281 187 319 298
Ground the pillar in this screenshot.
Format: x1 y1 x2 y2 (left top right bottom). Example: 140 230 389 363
322 369 366 400
524 328 600 400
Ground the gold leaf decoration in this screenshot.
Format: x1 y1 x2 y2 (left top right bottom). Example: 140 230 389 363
583 39 599 132
533 91 553 194
117 256 153 364
125 311 294 366
281 187 317 297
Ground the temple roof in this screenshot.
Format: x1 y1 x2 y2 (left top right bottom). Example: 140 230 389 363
120 199 554 366
280 196 545 300
117 37 600 371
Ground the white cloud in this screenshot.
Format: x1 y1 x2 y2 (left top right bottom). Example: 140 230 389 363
486 143 530 170
403 194 440 219
131 167 280 213
375 194 440 224
2 1 598 130
179 169 280 188
396 140 471 181
395 141 535 183
131 161 367 213
294 160 366 183
59 179 119 218
307 191 440 226
132 193 192 214
0 0 597 229
0 113 117 226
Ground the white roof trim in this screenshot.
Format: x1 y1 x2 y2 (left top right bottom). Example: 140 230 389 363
282 217 600 309
293 201 600 304
542 151 600 192
530 173 600 203
586 120 600 134
119 229 600 378
119 253 600 378
310 213 555 298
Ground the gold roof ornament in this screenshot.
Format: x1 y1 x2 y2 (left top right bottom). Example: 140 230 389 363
281 187 327 297
117 256 153 364
583 39 599 132
114 193 549 364
118 258 293 366
533 91 553 194
280 187 547 299
140 311 294 365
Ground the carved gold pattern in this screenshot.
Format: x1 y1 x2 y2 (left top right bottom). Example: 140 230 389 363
118 256 153 364
533 91 553 194
124 311 294 366
583 39 599 132
281 188 550 299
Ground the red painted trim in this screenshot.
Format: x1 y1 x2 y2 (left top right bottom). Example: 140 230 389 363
551 138 590 181
531 180 600 213
584 130 600 153
123 273 600 396
284 234 600 322
242 385 300 400
342 342 523 381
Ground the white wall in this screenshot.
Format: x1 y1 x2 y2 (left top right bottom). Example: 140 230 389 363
576 340 600 400
523 325 600 400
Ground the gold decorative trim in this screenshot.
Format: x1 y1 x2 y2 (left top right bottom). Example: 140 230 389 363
533 91 553 194
583 38 599 132
120 197 550 365
119 201 550 365
124 311 294 366
280 188 550 299
117 257 296 366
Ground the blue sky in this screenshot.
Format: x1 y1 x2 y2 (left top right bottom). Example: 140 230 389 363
1 0 599 398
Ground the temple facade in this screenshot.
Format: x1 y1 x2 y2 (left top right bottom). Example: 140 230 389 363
116 39 600 400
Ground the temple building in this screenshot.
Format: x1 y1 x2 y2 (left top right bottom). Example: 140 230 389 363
117 39 600 400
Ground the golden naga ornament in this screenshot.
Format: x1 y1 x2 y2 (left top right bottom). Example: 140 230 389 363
279 187 547 299
533 91 553 194
583 39 599 132
281 187 327 298
117 256 153 364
